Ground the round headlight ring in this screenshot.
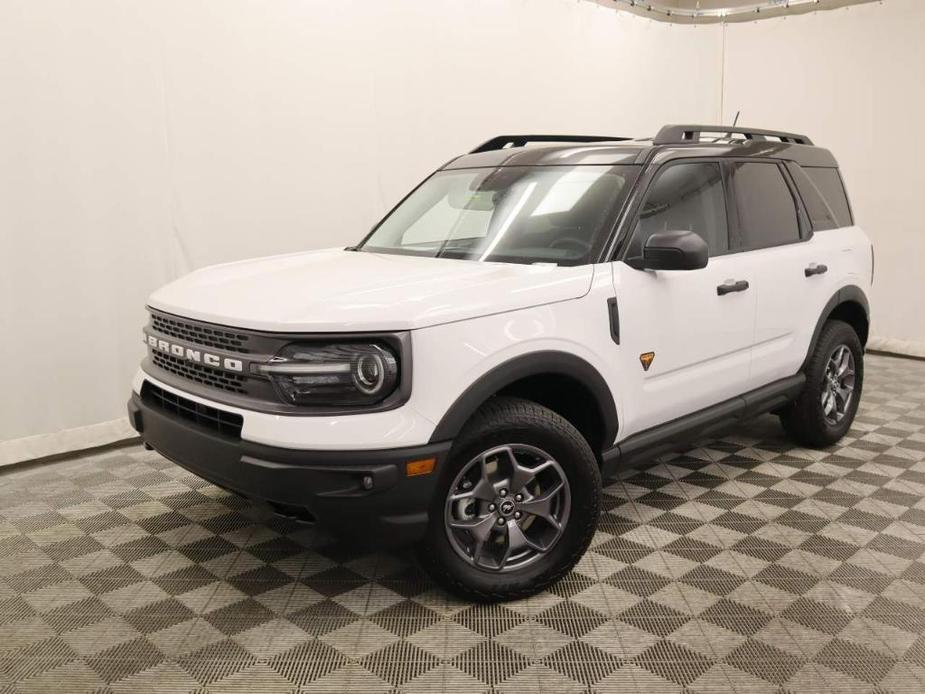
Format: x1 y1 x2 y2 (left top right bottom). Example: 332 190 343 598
353 351 386 395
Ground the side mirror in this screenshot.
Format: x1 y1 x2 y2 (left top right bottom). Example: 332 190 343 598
627 230 709 271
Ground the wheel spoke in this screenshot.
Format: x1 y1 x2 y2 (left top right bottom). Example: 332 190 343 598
448 514 495 542
509 521 543 551
466 455 498 501
496 521 544 570
837 348 852 376
822 391 836 416
490 447 533 493
835 385 852 412
519 481 564 528
508 460 535 493
511 458 557 495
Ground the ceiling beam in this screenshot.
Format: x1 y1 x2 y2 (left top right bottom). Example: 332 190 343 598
587 0 881 23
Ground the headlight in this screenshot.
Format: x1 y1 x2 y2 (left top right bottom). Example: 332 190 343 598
255 343 399 406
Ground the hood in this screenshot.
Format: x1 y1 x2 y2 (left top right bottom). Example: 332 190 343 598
147 248 594 332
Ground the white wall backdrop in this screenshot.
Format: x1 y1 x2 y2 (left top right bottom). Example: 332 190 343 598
0 0 723 462
721 0 925 352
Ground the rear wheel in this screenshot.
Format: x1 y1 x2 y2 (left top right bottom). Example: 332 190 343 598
417 397 600 602
781 319 863 447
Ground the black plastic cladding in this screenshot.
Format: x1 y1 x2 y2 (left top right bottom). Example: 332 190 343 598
428 351 619 447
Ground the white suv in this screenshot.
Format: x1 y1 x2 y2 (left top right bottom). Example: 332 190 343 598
128 126 873 601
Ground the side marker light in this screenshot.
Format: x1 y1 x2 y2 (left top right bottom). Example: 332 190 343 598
406 458 436 477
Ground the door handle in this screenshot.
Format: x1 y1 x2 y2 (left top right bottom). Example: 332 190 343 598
805 263 828 277
717 280 749 296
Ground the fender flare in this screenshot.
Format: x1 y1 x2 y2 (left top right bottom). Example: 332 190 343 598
801 284 870 371
428 350 619 447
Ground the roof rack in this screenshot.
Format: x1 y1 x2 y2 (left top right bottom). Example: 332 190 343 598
470 134 632 154
653 124 814 146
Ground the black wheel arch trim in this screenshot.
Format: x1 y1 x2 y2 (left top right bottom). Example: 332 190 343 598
428 351 619 450
801 284 870 372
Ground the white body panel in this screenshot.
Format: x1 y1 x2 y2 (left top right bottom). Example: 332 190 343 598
147 248 593 332
611 255 756 436
748 226 871 387
409 265 624 440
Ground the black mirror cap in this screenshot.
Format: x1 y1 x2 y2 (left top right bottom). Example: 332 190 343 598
640 230 709 271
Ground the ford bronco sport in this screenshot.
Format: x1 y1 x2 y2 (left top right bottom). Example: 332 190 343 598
128 125 872 601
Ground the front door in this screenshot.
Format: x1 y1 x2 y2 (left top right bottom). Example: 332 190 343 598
612 160 757 438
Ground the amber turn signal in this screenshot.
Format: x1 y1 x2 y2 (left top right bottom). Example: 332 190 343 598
405 458 436 477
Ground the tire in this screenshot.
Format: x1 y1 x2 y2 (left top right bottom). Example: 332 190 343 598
780 319 864 447
416 396 601 602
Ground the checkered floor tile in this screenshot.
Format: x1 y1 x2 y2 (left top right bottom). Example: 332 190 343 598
3 354 925 693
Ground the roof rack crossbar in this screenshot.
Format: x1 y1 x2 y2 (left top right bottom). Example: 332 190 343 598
653 124 813 146
470 134 632 154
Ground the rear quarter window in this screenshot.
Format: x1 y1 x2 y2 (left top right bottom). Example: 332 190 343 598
788 164 838 231
804 167 853 227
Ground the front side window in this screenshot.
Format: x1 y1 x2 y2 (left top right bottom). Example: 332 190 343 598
731 162 801 249
358 165 636 265
633 162 729 256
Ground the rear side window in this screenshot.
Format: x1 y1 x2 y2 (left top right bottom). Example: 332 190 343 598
805 167 853 227
635 162 729 256
730 162 800 250
788 164 838 231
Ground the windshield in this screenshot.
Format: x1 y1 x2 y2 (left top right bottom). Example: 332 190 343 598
358 165 637 265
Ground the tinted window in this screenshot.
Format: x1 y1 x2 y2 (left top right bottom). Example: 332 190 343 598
731 162 800 249
788 164 838 231
805 167 853 227
635 162 728 256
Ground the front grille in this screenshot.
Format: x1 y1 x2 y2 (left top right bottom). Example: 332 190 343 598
141 381 243 438
152 313 251 353
152 351 247 394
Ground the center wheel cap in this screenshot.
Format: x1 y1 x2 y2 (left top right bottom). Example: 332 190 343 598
498 499 516 516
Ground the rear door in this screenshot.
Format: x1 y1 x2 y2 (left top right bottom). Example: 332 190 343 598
613 160 757 437
728 161 837 389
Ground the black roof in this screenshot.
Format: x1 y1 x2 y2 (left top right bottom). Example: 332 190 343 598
444 125 838 170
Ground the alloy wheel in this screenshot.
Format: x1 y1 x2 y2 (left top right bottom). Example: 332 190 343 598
821 344 856 426
444 444 571 572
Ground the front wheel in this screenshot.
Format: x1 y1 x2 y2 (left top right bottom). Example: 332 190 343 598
781 319 864 447
417 397 600 602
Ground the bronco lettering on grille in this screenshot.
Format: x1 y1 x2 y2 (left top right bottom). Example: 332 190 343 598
145 334 244 372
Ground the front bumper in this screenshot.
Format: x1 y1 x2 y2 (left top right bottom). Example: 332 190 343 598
127 392 450 547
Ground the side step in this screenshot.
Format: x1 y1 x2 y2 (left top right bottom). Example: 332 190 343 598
601 374 805 476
